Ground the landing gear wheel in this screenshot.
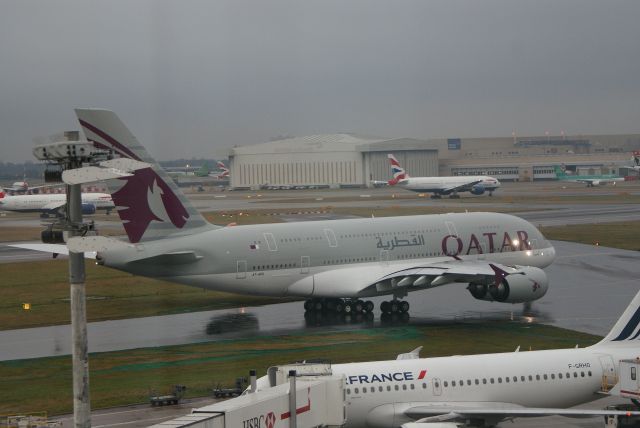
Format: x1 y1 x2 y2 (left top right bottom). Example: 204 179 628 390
364 301 374 313
304 300 313 311
390 301 400 313
335 301 345 314
399 301 410 313
354 300 364 313
343 302 353 314
380 301 390 314
313 299 324 312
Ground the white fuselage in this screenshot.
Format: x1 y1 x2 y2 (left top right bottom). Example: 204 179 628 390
99 212 555 298
397 176 500 194
330 342 631 427
254 343 633 428
0 193 114 213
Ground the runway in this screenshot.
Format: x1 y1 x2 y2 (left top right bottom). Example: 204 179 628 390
2 240 638 361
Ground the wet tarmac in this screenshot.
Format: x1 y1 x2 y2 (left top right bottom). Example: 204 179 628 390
2 240 638 361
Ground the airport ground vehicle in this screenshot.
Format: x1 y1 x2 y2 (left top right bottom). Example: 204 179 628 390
212 377 247 398
149 385 187 406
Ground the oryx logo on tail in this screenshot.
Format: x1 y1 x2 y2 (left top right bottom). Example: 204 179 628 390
112 168 189 243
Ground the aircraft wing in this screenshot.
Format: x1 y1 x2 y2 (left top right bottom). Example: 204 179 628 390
361 259 509 292
8 243 97 259
41 201 66 211
402 402 640 425
441 179 483 194
293 258 546 299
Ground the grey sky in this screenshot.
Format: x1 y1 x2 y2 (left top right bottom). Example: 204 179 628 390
1 0 639 162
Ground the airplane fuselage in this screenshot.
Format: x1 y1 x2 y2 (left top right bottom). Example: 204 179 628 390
0 193 114 213
329 343 631 427
398 176 500 194
99 212 554 298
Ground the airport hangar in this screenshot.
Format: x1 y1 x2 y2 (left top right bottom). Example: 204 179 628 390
227 133 640 189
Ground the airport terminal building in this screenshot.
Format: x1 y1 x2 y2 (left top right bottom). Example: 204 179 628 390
228 133 640 189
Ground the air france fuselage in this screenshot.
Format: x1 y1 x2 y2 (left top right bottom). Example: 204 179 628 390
98 212 554 298
327 342 631 428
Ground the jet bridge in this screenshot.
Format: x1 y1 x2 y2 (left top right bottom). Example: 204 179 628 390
149 364 346 428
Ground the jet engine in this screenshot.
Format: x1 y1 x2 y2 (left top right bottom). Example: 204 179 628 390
81 203 97 215
468 266 548 303
470 184 486 195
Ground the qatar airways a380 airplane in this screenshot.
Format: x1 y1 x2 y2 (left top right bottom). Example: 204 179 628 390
18 109 555 315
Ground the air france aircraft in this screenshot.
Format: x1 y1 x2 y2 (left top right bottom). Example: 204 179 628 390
21 109 555 315
258 290 640 427
0 191 114 217
387 154 501 199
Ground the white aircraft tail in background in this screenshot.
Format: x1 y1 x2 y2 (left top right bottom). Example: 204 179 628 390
216 161 229 179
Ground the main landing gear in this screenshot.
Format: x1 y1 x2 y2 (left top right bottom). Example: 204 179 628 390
304 298 410 315
304 298 374 314
379 300 410 314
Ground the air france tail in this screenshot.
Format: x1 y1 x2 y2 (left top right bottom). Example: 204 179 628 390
75 109 216 243
593 291 640 347
387 154 408 185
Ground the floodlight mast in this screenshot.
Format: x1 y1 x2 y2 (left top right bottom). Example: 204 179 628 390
33 140 113 428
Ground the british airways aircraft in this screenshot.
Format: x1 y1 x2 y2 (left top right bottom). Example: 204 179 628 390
20 109 555 315
387 154 501 199
0 191 114 217
256 290 640 427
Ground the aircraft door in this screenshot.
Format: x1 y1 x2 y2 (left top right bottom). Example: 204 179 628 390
599 355 616 388
324 229 338 248
300 256 310 274
379 249 390 264
432 378 442 396
445 221 458 238
236 260 247 279
263 233 278 252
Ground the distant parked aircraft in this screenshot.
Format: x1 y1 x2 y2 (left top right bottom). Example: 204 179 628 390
386 154 500 198
554 165 623 187
0 191 114 217
2 178 53 195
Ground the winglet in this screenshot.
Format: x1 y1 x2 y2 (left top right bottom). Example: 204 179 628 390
489 263 509 285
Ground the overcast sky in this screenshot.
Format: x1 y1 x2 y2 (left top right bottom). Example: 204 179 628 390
1 0 639 162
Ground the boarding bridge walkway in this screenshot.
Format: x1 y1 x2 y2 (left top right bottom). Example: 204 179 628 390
150 363 346 428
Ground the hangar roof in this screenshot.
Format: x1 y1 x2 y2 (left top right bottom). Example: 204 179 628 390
230 134 433 155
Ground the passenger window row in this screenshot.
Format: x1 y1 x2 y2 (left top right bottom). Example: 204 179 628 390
441 371 593 388
345 371 593 396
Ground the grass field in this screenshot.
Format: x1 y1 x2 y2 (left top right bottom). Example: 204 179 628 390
541 221 640 251
0 260 293 330
0 321 600 415
256 192 640 205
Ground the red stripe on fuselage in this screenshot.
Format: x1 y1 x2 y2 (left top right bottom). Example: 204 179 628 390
418 370 427 380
